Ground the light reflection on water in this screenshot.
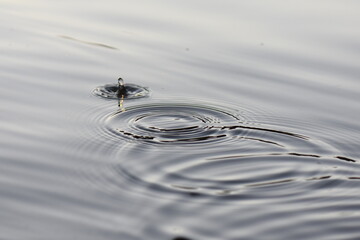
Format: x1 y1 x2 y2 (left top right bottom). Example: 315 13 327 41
1 0 360 239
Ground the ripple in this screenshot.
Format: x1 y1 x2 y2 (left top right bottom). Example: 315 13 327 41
93 83 150 100
111 147 358 199
80 101 358 200
72 100 359 201
104 103 245 146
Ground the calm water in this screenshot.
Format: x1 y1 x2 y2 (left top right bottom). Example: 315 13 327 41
1 1 360 239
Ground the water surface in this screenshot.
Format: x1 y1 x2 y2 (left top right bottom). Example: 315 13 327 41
1 1 360 239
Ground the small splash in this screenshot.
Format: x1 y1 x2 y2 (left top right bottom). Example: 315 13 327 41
93 77 150 100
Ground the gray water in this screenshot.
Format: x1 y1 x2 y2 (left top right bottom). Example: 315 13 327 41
1 1 360 239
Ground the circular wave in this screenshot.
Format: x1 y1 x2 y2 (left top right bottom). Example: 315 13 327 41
104 103 247 146
109 134 355 199
82 101 357 199
93 83 150 99
73 100 359 200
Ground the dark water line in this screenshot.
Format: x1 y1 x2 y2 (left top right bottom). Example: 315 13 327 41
216 125 309 140
59 35 118 50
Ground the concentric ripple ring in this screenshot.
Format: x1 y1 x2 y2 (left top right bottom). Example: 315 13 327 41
104 103 246 146
76 101 358 200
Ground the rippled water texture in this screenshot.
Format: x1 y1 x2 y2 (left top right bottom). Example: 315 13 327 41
1 1 360 239
97 101 357 199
